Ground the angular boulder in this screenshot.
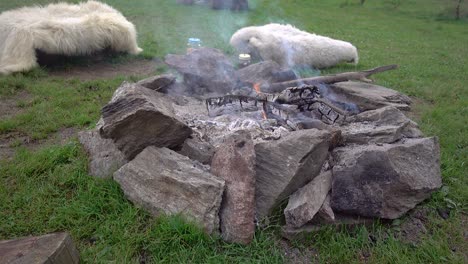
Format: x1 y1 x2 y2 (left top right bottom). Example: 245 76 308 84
179 137 215 165
331 137 442 219
315 194 336 223
211 131 256 244
100 82 192 160
284 171 332 228
165 47 238 95
0 232 79 264
341 106 423 144
136 74 176 91
236 60 281 87
114 146 225 234
329 81 412 111
255 129 331 219
78 130 127 178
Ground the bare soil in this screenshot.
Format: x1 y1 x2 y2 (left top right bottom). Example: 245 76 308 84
278 239 319 264
47 59 159 81
0 91 32 120
0 127 78 160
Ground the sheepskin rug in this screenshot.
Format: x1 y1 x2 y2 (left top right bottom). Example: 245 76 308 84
230 23 358 69
0 1 142 75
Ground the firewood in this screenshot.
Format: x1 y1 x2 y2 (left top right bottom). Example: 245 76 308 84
268 65 398 93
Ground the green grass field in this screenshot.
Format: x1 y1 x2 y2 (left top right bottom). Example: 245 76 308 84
0 0 467 263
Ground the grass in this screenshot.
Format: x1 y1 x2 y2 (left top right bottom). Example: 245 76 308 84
0 0 467 263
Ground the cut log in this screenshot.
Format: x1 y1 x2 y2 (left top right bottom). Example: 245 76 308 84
268 65 398 93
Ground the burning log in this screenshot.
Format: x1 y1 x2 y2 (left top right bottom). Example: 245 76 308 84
268 65 398 93
206 83 348 128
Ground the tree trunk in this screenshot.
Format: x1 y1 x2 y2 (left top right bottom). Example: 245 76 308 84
456 0 463 20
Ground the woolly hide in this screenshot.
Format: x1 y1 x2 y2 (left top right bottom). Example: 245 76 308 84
0 1 142 75
230 23 358 69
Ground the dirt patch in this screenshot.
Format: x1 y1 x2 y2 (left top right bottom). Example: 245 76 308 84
47 59 160 81
394 207 431 245
0 91 32 120
278 239 319 264
0 127 78 160
34 49 162 80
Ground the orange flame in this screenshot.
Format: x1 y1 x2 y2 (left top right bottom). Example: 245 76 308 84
253 83 261 94
253 83 267 120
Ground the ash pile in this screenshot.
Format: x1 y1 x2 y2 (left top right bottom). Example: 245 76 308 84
79 47 441 244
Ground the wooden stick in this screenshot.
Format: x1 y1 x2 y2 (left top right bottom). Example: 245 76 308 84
268 65 398 93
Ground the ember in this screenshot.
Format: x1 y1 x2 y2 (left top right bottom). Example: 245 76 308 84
253 83 267 119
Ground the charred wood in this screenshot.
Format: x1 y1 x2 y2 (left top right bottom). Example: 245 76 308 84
268 65 398 93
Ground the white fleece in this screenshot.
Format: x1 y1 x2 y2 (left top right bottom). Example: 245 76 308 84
0 1 142 74
230 23 358 69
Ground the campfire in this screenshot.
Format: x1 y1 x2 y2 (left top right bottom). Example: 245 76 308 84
78 47 441 245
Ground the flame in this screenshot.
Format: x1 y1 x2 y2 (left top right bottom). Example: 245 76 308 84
253 83 261 94
253 83 267 120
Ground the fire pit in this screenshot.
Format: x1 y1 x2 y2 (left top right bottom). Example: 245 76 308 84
78 47 441 244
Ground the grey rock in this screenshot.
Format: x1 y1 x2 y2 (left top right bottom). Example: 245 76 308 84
179 137 215 165
100 82 192 160
342 106 423 144
341 123 407 145
78 130 127 178
329 81 412 111
315 193 336 223
0 232 79 264
331 137 442 219
284 171 332 228
136 74 176 91
211 131 256 244
113 146 225 234
236 60 281 87
95 117 105 130
255 129 331 219
165 48 238 95
347 106 412 126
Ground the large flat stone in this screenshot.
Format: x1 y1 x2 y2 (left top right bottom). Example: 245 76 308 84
341 106 423 144
211 131 256 244
0 232 79 264
179 136 215 165
165 47 238 95
284 171 332 228
315 193 335 223
113 146 225 234
331 137 442 219
136 74 176 91
255 129 331 219
78 130 127 178
329 81 412 111
100 82 191 160
236 60 281 87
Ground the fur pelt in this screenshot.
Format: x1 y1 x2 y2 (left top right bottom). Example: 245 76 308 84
230 23 358 69
0 1 142 75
